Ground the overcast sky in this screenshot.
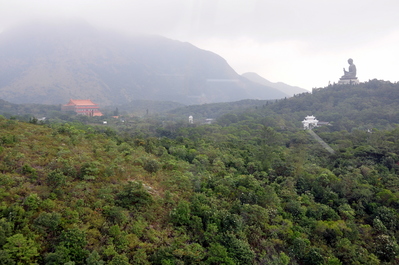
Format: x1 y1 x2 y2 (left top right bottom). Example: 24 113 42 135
1 0 399 90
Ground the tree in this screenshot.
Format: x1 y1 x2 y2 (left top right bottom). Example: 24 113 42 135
170 201 191 226
115 181 153 210
47 170 67 189
206 243 235 265
3 234 39 264
59 228 89 263
0 218 12 247
34 212 61 234
23 193 41 211
109 254 130 265
44 245 71 265
0 250 15 265
86 251 105 265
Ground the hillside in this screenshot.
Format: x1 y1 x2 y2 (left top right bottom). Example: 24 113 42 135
166 99 270 120
268 79 399 131
2 80 399 264
242 72 308 97
182 79 399 132
0 20 286 106
0 99 61 119
166 79 399 129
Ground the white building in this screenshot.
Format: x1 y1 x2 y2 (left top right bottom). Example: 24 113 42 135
302 115 319 130
189 115 193 124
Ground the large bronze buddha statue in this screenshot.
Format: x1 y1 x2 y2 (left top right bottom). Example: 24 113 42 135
338 58 359 84
341 58 356 79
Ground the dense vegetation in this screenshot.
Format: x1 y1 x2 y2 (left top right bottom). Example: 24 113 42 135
270 79 399 131
1 80 399 264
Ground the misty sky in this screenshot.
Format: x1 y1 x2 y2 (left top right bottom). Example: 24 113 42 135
1 0 399 90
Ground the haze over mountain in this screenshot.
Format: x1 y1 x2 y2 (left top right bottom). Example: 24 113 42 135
242 72 308 97
0 20 287 106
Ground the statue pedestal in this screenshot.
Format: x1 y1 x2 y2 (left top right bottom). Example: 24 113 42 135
338 78 359 85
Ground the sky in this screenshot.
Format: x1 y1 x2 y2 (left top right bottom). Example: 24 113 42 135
1 0 399 91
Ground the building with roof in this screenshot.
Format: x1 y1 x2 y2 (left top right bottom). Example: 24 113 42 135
302 115 318 130
61 99 103 116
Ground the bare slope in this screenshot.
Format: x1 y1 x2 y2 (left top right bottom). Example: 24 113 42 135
0 20 287 105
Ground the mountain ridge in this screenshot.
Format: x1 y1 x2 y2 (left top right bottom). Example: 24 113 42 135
242 72 308 96
0 20 287 105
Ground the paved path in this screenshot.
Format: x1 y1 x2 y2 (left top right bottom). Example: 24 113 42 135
307 130 335 154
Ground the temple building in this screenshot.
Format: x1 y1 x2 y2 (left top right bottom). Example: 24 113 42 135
302 115 318 130
61 99 103 116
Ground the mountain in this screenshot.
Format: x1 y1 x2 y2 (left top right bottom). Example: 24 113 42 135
0 20 287 105
242 72 308 96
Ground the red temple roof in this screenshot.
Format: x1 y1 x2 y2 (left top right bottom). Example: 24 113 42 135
65 99 98 106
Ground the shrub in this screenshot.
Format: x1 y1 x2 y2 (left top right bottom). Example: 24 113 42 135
47 170 67 188
79 162 100 180
3 234 39 264
115 181 153 210
23 193 41 211
143 158 160 173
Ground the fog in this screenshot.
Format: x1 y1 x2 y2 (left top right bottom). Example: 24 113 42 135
1 0 399 89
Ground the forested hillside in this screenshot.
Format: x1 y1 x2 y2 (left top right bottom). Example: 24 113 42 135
0 99 60 120
1 80 399 264
269 79 399 131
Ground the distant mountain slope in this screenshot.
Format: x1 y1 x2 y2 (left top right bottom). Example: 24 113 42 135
0 98 60 118
0 20 287 105
115 100 185 116
167 99 270 120
242 72 308 96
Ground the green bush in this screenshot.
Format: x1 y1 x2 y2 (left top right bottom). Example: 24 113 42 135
3 234 39 264
115 181 154 210
143 158 161 173
47 170 67 188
